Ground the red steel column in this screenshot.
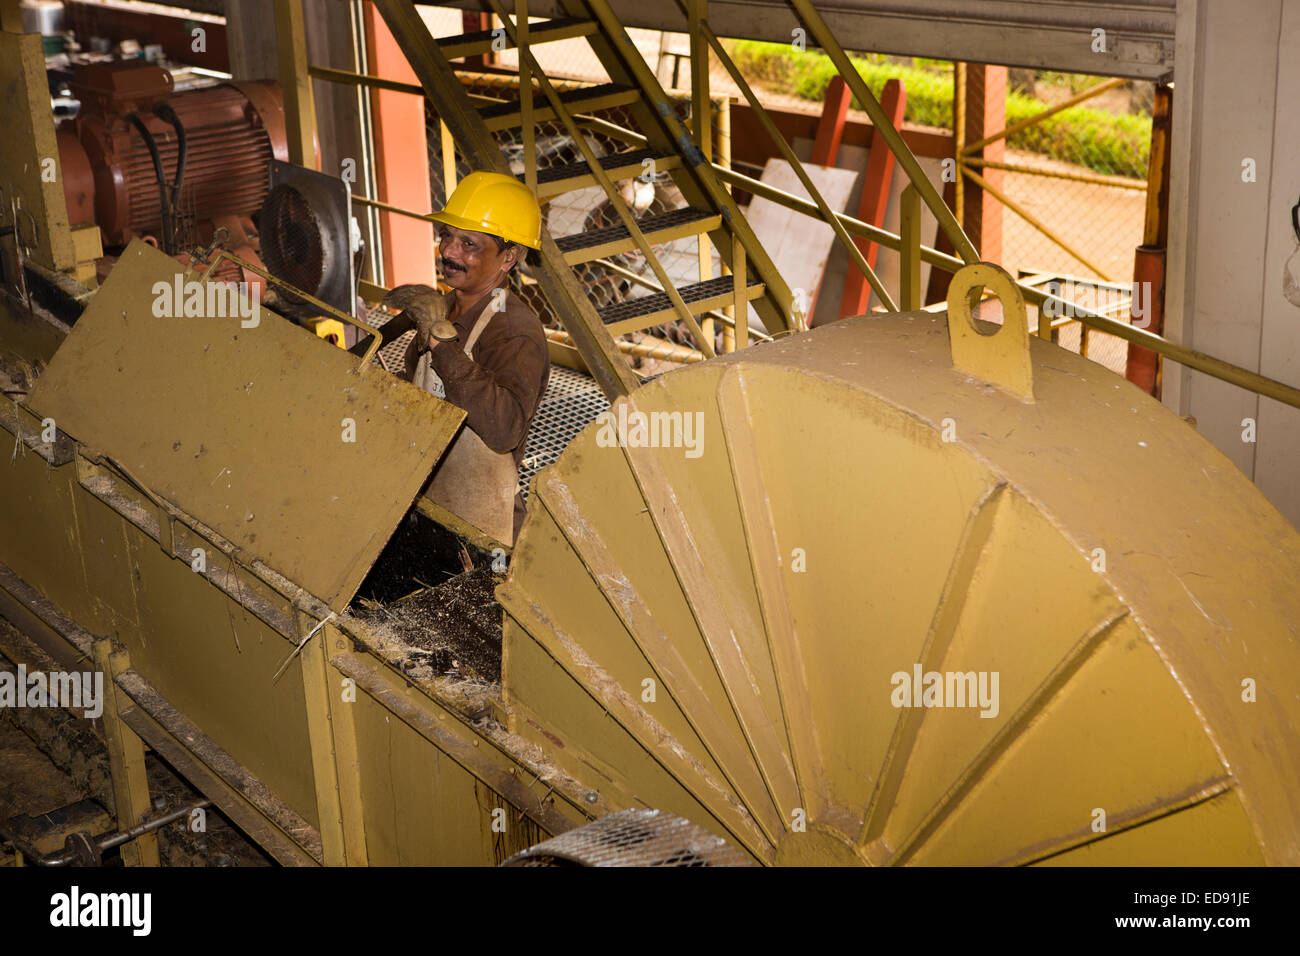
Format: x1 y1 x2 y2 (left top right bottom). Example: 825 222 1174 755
841 77 906 318
962 64 1006 265
363 1 435 287
1126 82 1173 397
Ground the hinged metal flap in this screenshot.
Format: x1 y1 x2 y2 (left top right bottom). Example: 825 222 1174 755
30 240 463 611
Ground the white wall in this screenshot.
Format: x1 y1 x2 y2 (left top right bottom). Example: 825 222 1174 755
1166 0 1300 529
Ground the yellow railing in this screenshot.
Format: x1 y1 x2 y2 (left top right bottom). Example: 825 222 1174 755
484 0 719 357
295 0 1300 409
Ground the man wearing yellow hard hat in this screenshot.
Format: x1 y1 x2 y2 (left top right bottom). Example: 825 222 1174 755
382 171 548 546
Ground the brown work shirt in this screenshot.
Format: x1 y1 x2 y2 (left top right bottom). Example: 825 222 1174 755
402 288 550 536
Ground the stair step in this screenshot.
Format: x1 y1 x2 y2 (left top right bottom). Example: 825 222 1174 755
438 17 598 60
530 148 681 199
479 82 641 131
598 275 766 337
557 207 721 265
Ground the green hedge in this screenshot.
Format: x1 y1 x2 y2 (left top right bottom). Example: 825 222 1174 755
726 40 1150 178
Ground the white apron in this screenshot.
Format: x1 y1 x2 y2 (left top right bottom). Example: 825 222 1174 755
415 305 519 546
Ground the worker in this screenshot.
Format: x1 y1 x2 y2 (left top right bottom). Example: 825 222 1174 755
381 172 549 546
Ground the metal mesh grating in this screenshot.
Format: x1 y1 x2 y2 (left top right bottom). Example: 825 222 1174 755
518 365 609 501
476 82 636 124
531 146 670 186
554 206 714 256
597 273 761 325
502 809 752 867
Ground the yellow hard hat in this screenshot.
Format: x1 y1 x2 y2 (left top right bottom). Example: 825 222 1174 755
431 171 542 250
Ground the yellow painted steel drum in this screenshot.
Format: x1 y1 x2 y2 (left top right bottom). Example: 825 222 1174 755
497 265 1300 866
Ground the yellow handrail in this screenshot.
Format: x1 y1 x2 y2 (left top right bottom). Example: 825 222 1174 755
700 21 898 314
484 0 718 357
785 0 979 264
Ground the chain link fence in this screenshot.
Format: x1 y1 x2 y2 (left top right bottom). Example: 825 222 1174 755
658 33 1156 377
962 64 1151 375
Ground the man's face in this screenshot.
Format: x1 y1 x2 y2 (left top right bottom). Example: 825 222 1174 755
437 224 519 295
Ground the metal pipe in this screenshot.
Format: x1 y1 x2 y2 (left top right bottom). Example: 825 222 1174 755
516 0 535 194
97 799 211 854
954 62 965 227
963 157 1148 191
574 113 648 146
710 163 1300 407
306 63 506 109
714 162 964 270
1025 285 1300 408
546 327 704 364
352 192 440 223
899 184 921 310
1 799 211 867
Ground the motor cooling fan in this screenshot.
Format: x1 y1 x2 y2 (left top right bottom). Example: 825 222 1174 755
258 161 359 319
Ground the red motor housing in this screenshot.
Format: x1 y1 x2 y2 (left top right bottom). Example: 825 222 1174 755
57 60 289 248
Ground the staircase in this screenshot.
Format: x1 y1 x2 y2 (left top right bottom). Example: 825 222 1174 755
371 0 798 400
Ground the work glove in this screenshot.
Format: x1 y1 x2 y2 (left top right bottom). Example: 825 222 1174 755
383 284 457 350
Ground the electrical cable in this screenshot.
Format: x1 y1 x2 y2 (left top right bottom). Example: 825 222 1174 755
152 102 187 236
124 112 173 254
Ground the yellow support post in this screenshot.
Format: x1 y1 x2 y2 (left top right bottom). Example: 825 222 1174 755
275 0 317 168
954 62 965 229
689 0 710 157
0 0 21 32
899 184 921 311
732 232 748 345
298 611 368 866
685 0 717 349
516 0 536 194
92 639 160 867
716 94 732 348
440 119 457 198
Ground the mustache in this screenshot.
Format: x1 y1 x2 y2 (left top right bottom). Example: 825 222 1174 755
442 258 466 273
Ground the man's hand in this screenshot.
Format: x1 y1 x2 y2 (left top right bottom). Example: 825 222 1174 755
383 284 456 350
